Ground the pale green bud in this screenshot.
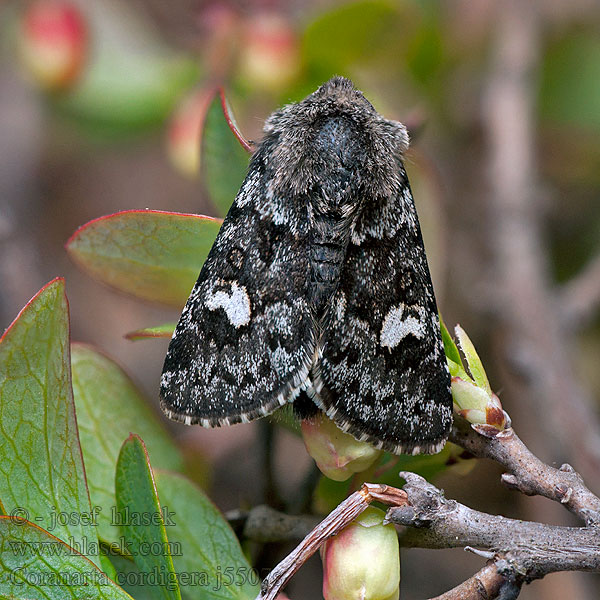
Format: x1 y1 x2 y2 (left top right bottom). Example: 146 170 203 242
321 507 400 600
301 413 382 482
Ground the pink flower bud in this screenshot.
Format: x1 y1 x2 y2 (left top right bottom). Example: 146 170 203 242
322 507 400 600
238 12 300 90
167 87 213 178
19 1 88 91
301 413 382 482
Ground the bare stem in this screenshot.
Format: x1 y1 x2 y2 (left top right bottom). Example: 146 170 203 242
429 561 520 600
252 418 600 600
450 419 600 526
391 472 600 580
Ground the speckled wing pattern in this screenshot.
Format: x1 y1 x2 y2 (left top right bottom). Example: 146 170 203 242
313 167 452 455
160 154 316 426
161 76 452 454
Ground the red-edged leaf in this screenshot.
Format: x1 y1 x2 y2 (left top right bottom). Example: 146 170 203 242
201 92 251 216
0 517 132 599
218 87 254 153
115 435 181 600
0 278 100 567
66 210 222 307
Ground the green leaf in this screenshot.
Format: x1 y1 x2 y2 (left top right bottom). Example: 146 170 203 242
66 210 222 307
455 326 492 396
115 435 181 600
202 92 251 217
51 0 199 140
0 278 100 567
108 553 156 600
155 470 260 600
439 315 462 366
71 344 183 547
0 517 132 599
125 323 176 341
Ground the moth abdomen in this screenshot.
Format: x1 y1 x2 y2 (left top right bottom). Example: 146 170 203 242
307 200 359 313
308 243 346 313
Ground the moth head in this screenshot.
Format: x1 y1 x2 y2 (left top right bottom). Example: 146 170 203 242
261 78 411 197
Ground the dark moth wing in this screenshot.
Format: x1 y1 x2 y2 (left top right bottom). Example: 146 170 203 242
161 76 452 455
160 153 315 426
314 166 452 454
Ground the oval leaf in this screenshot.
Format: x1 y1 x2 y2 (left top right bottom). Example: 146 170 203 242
202 92 251 216
71 344 183 546
439 315 462 367
218 89 254 153
455 325 492 396
155 471 260 600
115 435 181 600
66 210 222 307
51 0 199 139
0 517 132 599
0 279 100 567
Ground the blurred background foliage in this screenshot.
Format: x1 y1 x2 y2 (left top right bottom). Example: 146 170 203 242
0 1 599 598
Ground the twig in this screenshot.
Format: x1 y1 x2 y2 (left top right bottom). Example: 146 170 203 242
391 473 600 579
429 561 520 600
241 505 319 543
253 472 599 600
250 418 600 599
449 419 600 526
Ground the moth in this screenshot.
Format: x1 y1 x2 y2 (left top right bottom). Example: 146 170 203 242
160 77 452 455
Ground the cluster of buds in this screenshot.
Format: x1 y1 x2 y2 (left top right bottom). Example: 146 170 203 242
300 413 382 482
442 322 507 432
199 4 300 91
321 507 400 600
167 6 300 177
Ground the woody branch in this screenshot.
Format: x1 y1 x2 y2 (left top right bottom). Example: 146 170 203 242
251 416 600 600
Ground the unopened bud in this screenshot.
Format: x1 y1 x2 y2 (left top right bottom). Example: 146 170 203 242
322 507 400 600
18 0 88 91
167 87 213 177
301 413 381 482
238 12 300 90
451 376 504 426
444 324 507 430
